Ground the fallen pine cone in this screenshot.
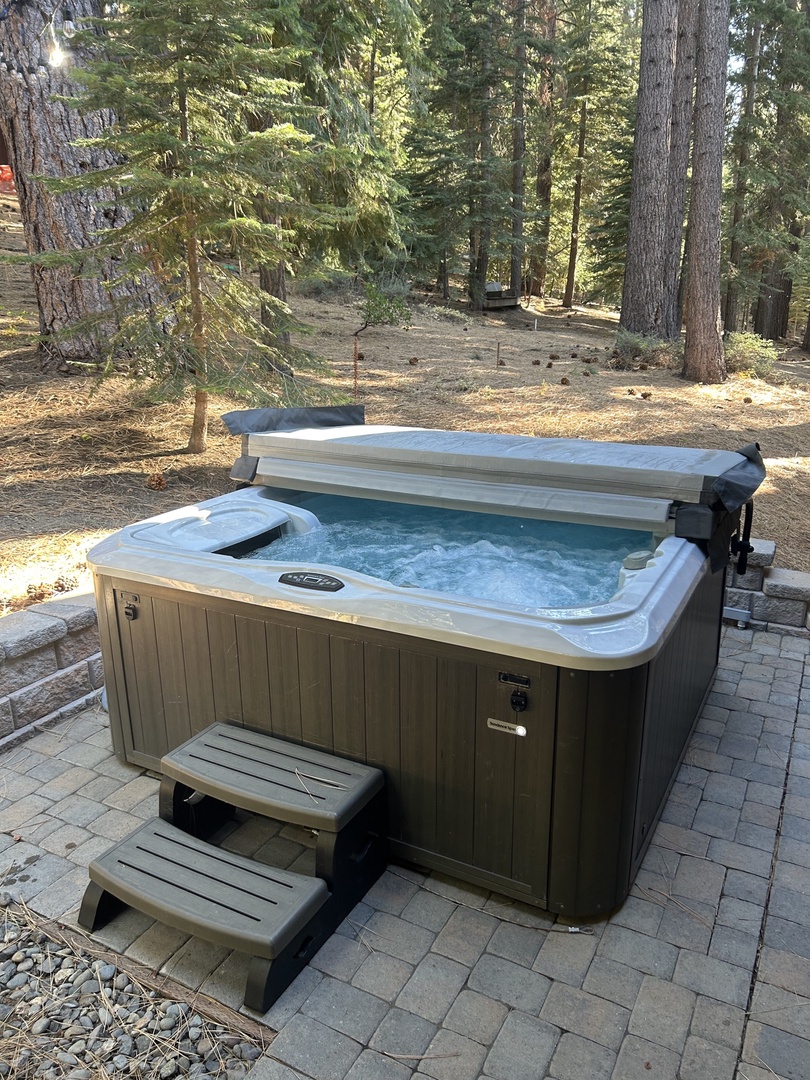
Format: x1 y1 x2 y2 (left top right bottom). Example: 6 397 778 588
570 352 578 358
356 351 365 361
582 370 591 376
54 575 79 593
627 388 637 395
408 357 419 365
560 377 570 385
147 472 167 491
743 396 753 404
640 391 652 399
532 358 541 366
549 353 560 360
497 358 506 367
546 361 553 368
26 583 52 602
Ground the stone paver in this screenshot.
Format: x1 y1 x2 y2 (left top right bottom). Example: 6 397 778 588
0 625 808 1080
483 1012 560 1080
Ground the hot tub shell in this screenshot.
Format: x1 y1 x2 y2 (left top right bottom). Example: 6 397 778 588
90 423 763 917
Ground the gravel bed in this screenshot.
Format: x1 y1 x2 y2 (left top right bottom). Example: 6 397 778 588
0 901 263 1079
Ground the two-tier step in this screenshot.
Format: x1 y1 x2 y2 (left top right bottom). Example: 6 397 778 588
78 723 387 1012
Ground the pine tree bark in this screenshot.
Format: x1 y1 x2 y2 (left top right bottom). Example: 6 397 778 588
724 20 762 334
683 0 729 383
0 0 163 366
468 21 494 311
509 0 527 297
620 0 679 336
661 0 698 340
527 1 555 298
562 94 587 309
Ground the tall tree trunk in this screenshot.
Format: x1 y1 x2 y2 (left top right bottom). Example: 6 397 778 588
661 0 698 340
749 2 801 342
753 225 799 340
724 19 762 334
562 94 587 309
179 55 208 456
803 309 810 352
528 1 556 298
509 0 527 297
620 0 679 336
683 0 730 383
437 254 449 300
0 0 164 365
468 20 494 311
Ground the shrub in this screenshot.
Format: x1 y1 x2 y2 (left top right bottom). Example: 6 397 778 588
724 332 778 377
292 270 358 300
611 329 682 369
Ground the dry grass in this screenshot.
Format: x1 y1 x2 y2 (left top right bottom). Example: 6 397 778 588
2 189 809 614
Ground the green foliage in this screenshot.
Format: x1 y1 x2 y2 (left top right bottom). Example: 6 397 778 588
724 332 778 376
37 0 357 421
612 329 682 368
360 282 412 329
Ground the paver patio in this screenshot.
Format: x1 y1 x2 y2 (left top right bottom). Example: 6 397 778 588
1 625 808 1080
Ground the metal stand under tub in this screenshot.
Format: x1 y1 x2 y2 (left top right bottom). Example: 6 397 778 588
87 415 765 930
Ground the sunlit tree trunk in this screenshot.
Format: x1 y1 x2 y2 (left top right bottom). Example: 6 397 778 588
661 0 698 340
620 0 679 336
0 0 164 366
683 0 729 383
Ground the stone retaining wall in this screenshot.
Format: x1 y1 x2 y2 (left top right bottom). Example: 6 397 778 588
0 591 103 751
725 539 810 634
1 549 809 751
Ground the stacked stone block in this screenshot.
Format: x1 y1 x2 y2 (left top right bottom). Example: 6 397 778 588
725 539 810 636
0 591 102 747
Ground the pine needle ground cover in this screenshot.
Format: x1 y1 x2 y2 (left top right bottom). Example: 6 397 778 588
2 191 809 613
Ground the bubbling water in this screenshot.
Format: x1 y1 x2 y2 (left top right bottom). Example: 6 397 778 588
240 496 653 610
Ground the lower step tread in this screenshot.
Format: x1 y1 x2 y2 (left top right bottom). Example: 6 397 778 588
87 819 328 957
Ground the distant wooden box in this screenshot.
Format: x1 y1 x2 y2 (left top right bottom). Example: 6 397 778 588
482 290 520 310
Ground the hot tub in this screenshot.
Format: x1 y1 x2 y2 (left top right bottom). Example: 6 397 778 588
90 416 764 917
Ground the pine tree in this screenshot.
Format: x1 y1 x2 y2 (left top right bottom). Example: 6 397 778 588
683 0 730 382
42 0 338 452
620 0 679 336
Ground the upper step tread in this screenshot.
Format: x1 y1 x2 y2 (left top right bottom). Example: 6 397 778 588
161 723 384 831
89 819 328 956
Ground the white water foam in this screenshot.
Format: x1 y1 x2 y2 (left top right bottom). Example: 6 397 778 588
241 496 653 610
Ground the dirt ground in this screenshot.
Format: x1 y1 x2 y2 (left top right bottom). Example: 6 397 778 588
2 190 809 614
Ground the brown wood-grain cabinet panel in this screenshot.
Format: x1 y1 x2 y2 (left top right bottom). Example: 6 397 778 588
152 598 192 750
364 643 401 837
297 629 333 750
207 610 242 724
331 636 366 762
399 650 437 850
265 622 302 743
235 616 271 729
178 603 216 735
436 658 476 865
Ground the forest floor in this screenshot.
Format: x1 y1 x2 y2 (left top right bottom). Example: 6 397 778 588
2 188 810 614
